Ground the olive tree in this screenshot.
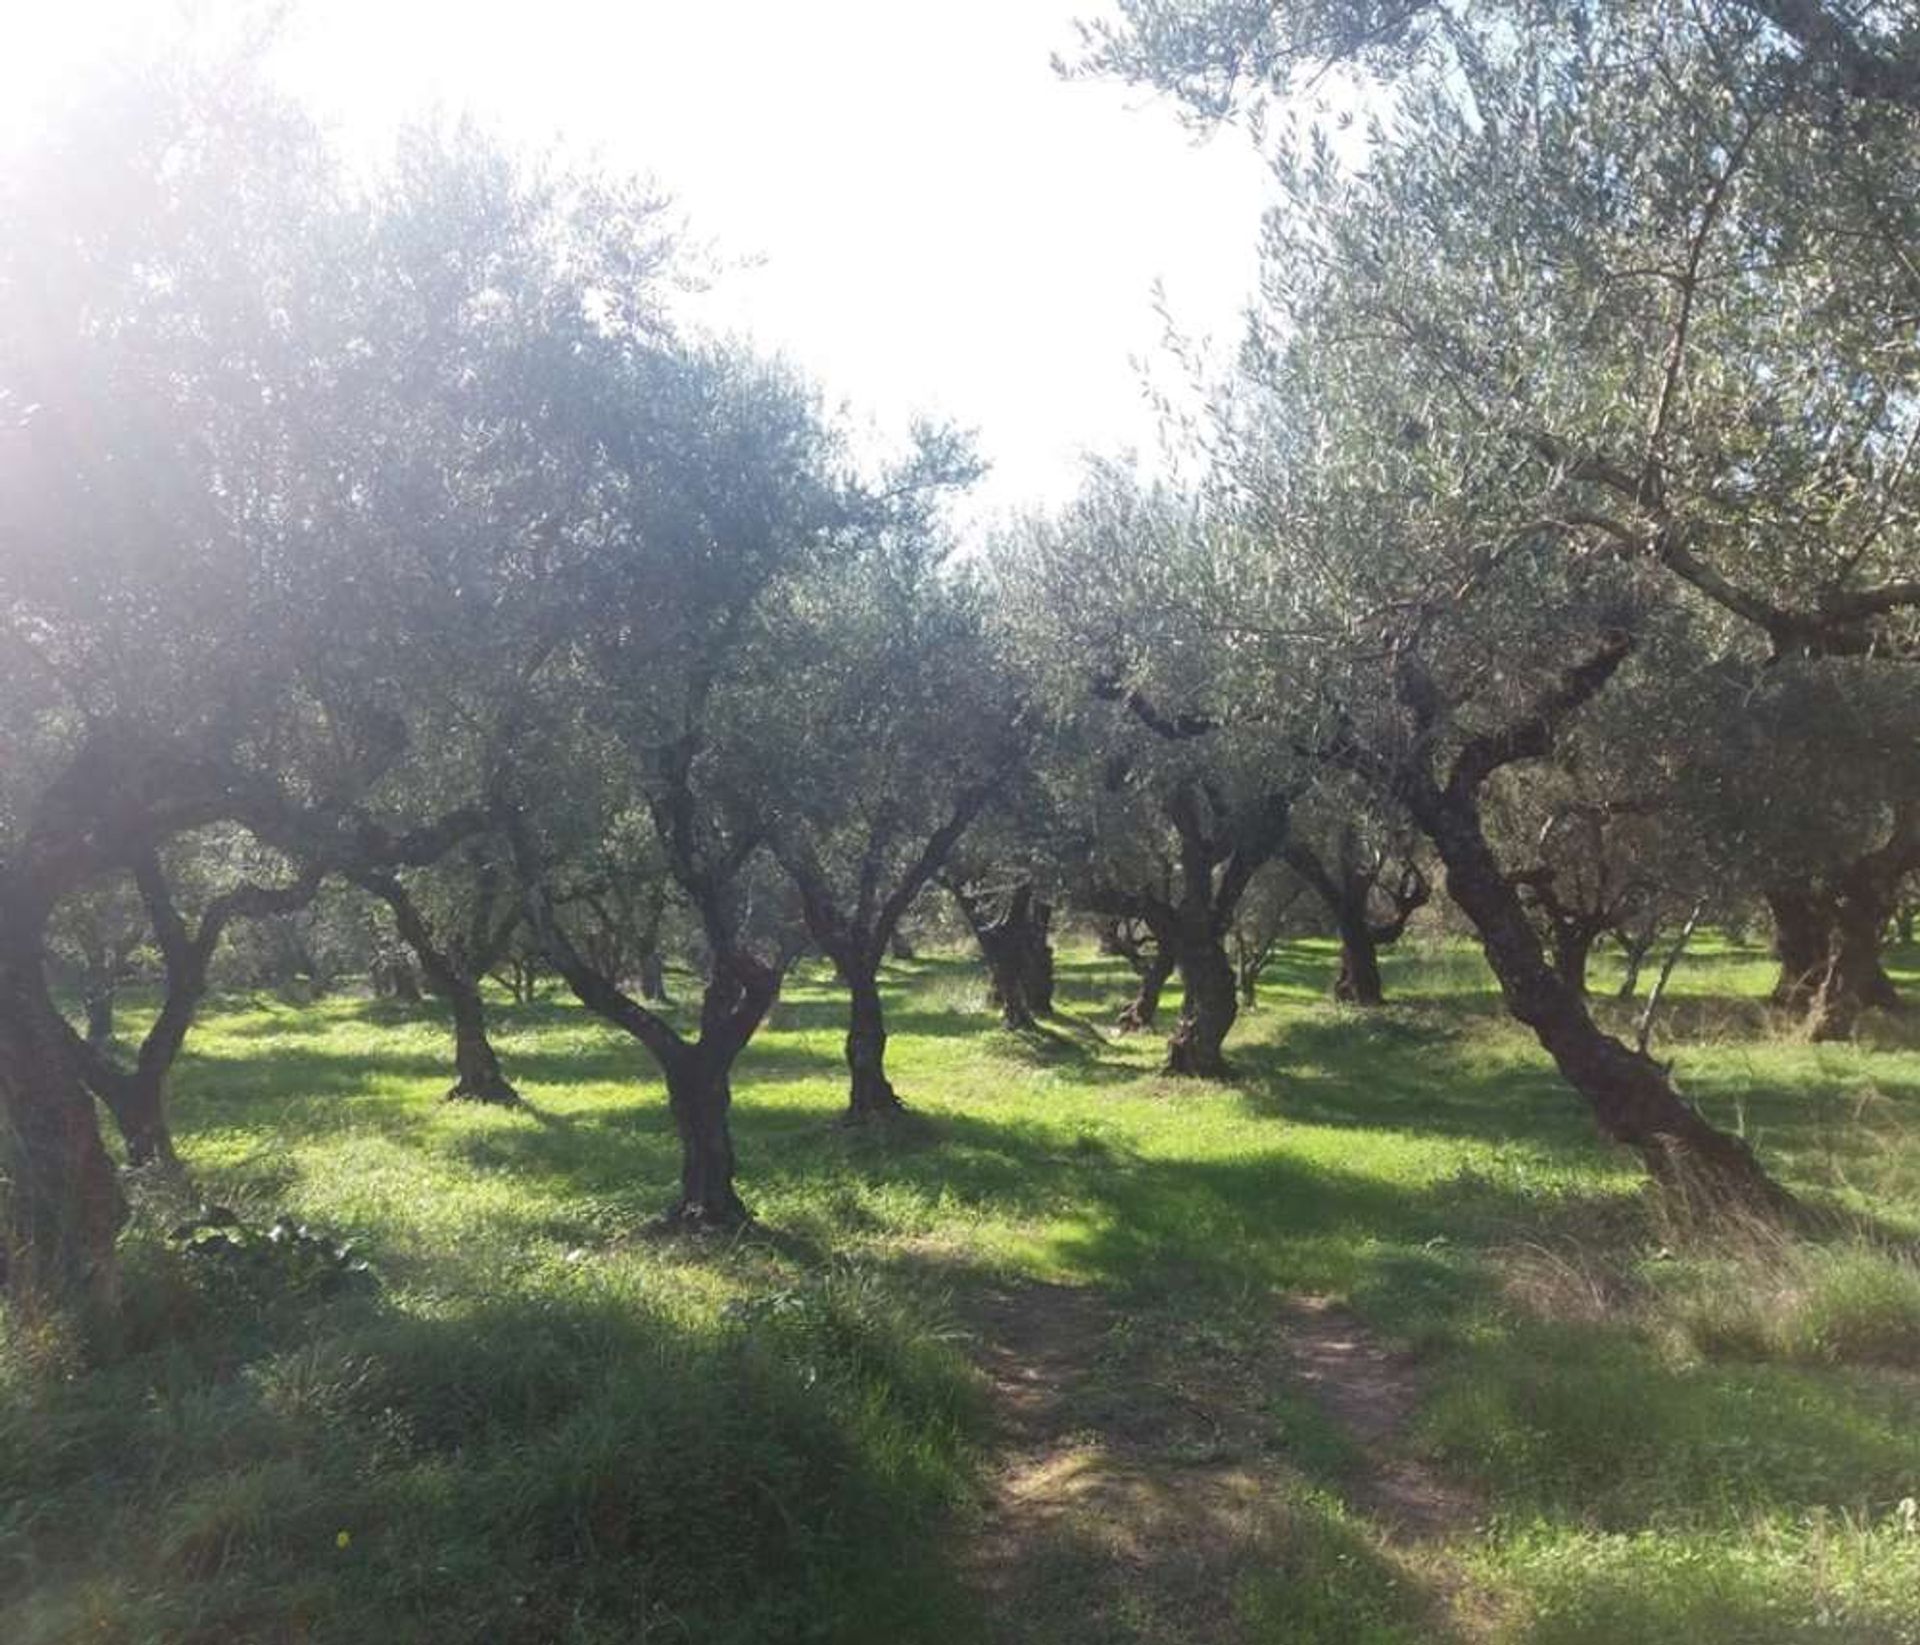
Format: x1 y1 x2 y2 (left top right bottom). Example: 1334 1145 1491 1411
507 342 850 1227
1069 0 1920 1209
760 433 1028 1120
0 58 677 1292
1003 472 1301 1077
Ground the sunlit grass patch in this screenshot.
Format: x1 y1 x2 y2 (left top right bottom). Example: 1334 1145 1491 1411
7 938 1920 1641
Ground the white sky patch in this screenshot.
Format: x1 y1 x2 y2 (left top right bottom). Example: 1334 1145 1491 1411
4 0 1285 527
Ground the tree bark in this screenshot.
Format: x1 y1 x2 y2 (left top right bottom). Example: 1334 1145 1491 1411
84 987 116 1049
1117 946 1173 1032
365 874 518 1105
90 1066 177 1171
842 961 905 1121
1417 788 1787 1213
1552 924 1598 997
1165 936 1238 1077
660 1048 748 1228
1614 929 1656 1000
949 879 1054 1030
1333 916 1385 1006
1287 834 1425 1008
0 920 125 1301
1329 635 1792 1214
446 970 519 1105
1767 881 1830 1012
1768 875 1904 1040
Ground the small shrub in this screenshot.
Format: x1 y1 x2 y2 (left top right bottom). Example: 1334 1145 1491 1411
168 1205 376 1305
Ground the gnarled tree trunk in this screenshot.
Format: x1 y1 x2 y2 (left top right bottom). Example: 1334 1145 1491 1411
1768 874 1904 1041
949 878 1054 1030
1287 833 1427 1008
365 873 519 1105
1417 788 1786 1213
1117 945 1173 1032
1341 637 1792 1216
1333 914 1385 1006
0 918 125 1301
660 1047 748 1228
1552 923 1600 997
446 971 519 1105
1165 936 1237 1076
842 961 905 1121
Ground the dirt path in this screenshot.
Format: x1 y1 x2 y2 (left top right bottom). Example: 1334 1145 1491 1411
958 1281 1479 1644
960 1279 1275 1643
1278 1294 1480 1542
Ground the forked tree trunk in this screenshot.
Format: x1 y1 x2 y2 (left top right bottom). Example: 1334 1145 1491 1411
1333 917 1385 1006
1768 879 1903 1040
0 927 125 1301
1287 836 1425 1009
660 1048 748 1228
1165 937 1238 1077
95 1069 177 1171
367 875 518 1105
951 880 1054 1030
1117 947 1173 1032
122 1077 175 1169
1420 792 1786 1214
843 963 905 1121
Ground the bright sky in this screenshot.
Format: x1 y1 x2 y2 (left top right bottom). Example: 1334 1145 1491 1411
4 0 1279 523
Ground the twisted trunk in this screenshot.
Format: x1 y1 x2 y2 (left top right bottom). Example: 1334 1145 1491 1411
660 1046 747 1228
1333 914 1385 1006
1117 946 1174 1032
1417 787 1786 1213
950 879 1054 1030
366 874 518 1105
1335 636 1792 1214
1287 835 1426 1008
1768 872 1904 1040
0 911 125 1300
843 960 905 1121
1165 935 1237 1077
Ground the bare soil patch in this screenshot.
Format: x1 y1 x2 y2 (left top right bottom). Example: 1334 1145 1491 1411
958 1281 1480 1642
1278 1294 1481 1542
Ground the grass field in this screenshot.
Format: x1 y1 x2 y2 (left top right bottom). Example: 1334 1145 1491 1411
5 937 1920 1643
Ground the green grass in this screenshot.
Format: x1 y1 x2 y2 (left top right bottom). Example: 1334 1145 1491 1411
5 936 1920 1642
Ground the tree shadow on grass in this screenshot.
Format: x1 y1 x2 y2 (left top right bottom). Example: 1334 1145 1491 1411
1230 1019 1607 1164
856 1118 1920 1537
